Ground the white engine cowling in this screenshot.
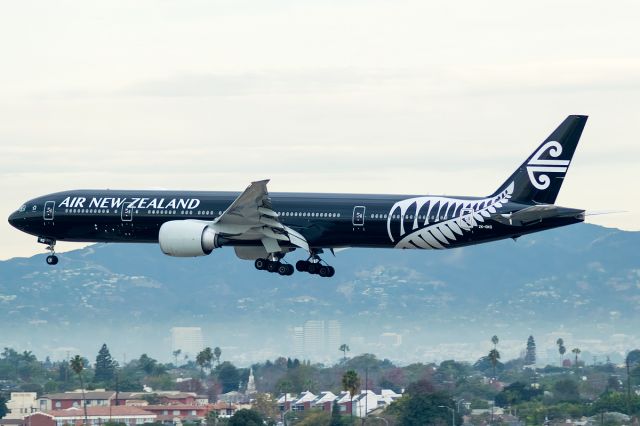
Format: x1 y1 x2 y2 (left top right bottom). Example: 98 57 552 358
159 220 221 257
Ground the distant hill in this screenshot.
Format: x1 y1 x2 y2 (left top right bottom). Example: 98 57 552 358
1 223 638 363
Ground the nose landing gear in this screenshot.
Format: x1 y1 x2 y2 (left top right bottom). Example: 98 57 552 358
38 237 58 266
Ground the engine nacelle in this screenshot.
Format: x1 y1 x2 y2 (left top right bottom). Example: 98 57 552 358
159 220 221 257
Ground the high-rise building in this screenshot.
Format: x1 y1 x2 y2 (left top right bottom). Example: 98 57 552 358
304 320 325 357
290 320 343 360
293 327 304 359
170 327 204 360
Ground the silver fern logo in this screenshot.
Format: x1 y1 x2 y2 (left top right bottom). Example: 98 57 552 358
526 141 570 190
387 182 514 249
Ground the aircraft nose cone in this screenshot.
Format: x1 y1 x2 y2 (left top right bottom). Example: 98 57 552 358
8 210 22 229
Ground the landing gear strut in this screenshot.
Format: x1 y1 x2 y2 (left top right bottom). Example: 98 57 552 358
254 255 294 276
38 237 58 266
295 253 335 277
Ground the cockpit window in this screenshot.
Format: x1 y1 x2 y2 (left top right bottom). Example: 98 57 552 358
19 205 26 212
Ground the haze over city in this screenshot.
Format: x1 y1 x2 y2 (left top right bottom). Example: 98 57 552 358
2 0 640 260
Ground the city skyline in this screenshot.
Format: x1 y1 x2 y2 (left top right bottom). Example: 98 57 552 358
2 1 640 260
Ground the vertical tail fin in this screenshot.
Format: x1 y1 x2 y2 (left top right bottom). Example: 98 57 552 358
491 115 588 205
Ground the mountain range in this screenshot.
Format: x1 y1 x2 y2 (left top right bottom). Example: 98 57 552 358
1 223 638 365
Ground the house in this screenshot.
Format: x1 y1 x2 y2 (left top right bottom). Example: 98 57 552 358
310 392 337 411
276 393 296 413
291 391 316 412
351 390 379 418
377 389 402 409
5 393 38 419
39 390 204 410
24 406 156 426
208 402 238 419
37 391 115 411
139 404 210 423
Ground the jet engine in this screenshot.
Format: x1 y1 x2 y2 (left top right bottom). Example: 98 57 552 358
159 220 221 257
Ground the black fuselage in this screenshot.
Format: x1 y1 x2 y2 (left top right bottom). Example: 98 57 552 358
8 189 583 252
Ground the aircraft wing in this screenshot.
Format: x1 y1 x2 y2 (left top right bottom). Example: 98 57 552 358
210 180 309 253
494 205 584 226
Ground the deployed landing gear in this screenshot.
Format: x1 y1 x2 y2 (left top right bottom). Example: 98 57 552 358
254 257 294 276
38 237 58 266
254 251 335 278
296 256 335 277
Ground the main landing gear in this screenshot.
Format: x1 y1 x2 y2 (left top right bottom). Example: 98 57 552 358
295 255 335 278
254 252 336 277
38 237 58 266
254 257 295 276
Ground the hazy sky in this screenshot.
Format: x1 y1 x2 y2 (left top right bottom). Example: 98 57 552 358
1 0 639 260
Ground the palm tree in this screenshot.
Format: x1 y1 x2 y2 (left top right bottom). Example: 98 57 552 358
70 355 88 425
195 348 214 377
556 338 566 366
572 348 581 367
213 347 222 366
491 335 499 349
342 370 360 419
172 349 182 367
488 349 500 380
339 344 350 362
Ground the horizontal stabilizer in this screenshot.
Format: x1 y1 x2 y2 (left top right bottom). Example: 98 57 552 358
494 205 584 226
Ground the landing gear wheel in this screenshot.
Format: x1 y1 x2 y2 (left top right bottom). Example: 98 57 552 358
307 262 319 274
277 264 295 276
318 266 329 277
327 266 335 277
254 258 267 270
267 261 281 273
296 260 308 272
46 255 58 265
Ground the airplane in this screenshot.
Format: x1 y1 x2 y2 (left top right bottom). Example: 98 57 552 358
8 115 588 277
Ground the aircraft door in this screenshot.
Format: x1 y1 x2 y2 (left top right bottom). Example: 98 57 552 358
121 203 133 222
458 207 475 230
43 201 55 221
352 206 366 226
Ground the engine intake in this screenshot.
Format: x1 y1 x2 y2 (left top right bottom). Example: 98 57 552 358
159 220 221 257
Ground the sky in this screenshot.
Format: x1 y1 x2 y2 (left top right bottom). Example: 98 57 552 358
1 0 639 260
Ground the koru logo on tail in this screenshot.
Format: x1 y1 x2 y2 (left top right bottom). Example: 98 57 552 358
526 141 570 190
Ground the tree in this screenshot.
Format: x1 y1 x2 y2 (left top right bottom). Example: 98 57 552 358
228 409 263 426
251 393 278 423
387 382 458 426
172 349 182 367
216 362 240 393
94 344 116 383
213 347 222 366
205 409 219 426
553 378 580 402
556 338 566 366
138 354 157 375
571 348 581 367
492 335 499 349
330 400 343 426
0 395 7 419
70 355 89 426
196 348 214 376
488 349 500 379
339 344 350 362
341 370 360 419
495 382 543 406
524 336 536 366
626 349 640 415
